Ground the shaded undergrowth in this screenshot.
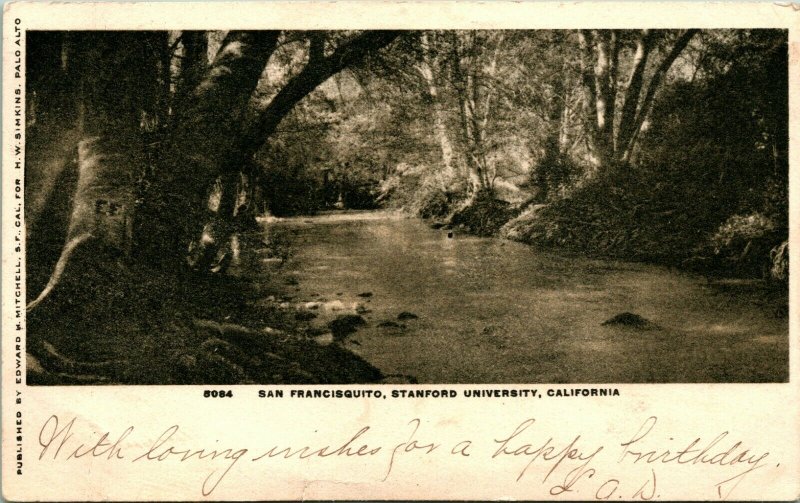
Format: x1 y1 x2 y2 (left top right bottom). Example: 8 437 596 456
26 240 383 385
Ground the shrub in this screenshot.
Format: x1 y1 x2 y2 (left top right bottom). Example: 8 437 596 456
260 166 323 217
527 152 582 202
450 190 519 237
380 163 469 220
501 165 721 264
692 213 786 278
418 190 450 219
341 179 381 210
709 213 775 252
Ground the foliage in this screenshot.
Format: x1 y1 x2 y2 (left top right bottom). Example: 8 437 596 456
692 213 783 278
379 162 469 219
450 190 520 237
502 165 710 263
526 151 582 201
259 162 323 217
341 178 382 209
770 241 788 282
502 30 788 281
710 213 776 250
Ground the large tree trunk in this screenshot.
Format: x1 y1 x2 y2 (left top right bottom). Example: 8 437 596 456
416 32 457 185
143 30 398 274
191 31 403 273
25 32 81 296
578 29 697 168
175 31 209 107
28 32 161 312
139 31 279 268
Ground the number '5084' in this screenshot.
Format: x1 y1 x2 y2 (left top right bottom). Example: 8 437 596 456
204 390 233 398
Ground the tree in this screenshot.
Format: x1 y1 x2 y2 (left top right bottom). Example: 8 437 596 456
27 31 165 311
445 31 506 192
577 29 698 167
637 30 788 276
175 30 402 271
496 31 585 200
26 29 401 329
415 32 457 182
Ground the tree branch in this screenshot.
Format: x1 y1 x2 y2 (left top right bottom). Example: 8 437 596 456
577 30 598 137
309 31 326 66
176 30 280 135
241 30 402 158
623 29 698 160
616 29 653 156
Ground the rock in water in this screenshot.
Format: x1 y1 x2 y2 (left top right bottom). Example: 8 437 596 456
328 314 367 341
602 312 655 330
378 320 405 329
295 310 318 321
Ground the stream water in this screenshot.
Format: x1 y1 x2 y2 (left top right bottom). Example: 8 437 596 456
246 210 788 383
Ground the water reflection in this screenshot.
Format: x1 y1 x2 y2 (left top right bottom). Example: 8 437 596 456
248 211 788 383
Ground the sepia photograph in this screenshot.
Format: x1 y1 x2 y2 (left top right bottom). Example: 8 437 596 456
4 3 799 501
24 27 788 386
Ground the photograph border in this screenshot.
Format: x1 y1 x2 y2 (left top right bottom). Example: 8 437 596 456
2 2 799 501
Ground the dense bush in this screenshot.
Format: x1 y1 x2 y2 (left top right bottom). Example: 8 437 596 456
380 163 469 219
419 188 469 220
502 165 714 264
260 165 323 217
417 190 449 219
450 190 520 236
526 151 582 202
503 163 787 280
341 179 382 210
691 213 786 279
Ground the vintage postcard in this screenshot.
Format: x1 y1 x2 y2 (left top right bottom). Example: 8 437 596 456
2 1 799 500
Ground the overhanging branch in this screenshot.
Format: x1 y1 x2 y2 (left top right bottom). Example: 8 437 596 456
623 29 698 159
241 30 402 157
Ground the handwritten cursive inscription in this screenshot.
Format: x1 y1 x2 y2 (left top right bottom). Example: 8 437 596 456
35 414 776 499
492 418 603 484
132 424 248 496
39 415 132 461
619 416 770 499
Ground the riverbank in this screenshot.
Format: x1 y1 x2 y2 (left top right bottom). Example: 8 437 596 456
269 211 788 383
28 211 788 384
26 229 386 385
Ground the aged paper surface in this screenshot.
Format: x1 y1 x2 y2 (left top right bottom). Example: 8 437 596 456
2 1 799 501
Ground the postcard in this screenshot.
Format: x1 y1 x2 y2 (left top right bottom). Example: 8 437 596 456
2 1 798 500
